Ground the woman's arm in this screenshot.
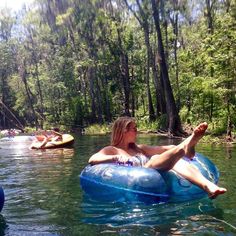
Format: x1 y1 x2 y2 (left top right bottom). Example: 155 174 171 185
88 153 119 165
49 130 63 139
39 136 49 148
88 146 120 165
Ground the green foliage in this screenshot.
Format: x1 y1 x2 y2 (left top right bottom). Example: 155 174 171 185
176 3 236 136
201 134 221 144
136 114 168 132
136 116 158 132
0 0 235 138
179 106 193 124
85 124 111 135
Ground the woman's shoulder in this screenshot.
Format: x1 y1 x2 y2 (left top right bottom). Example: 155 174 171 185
99 145 120 154
137 144 149 150
102 145 116 151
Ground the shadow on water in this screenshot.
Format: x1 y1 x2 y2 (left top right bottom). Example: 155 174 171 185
0 215 7 235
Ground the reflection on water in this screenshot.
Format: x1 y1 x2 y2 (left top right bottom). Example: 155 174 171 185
81 197 217 226
0 134 235 235
225 145 234 160
0 143 76 235
81 196 236 235
32 148 75 159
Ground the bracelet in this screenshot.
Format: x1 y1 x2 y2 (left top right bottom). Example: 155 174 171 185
112 155 119 162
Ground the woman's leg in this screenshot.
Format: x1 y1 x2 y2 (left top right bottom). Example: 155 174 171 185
173 159 227 198
144 122 208 171
144 121 226 198
144 145 184 170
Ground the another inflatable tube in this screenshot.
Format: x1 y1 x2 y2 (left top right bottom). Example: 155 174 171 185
80 153 219 204
31 134 74 149
0 187 4 212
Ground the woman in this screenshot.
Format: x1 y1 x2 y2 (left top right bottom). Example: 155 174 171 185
31 128 63 149
89 116 227 199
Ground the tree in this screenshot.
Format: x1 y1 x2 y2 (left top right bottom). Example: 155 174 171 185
151 0 184 135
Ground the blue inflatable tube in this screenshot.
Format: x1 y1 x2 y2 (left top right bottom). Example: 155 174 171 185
80 153 219 204
0 187 4 212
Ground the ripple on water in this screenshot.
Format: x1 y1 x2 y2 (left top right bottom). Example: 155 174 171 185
0 136 236 235
80 197 236 235
80 197 216 226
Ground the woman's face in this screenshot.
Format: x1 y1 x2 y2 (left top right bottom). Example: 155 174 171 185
124 122 137 143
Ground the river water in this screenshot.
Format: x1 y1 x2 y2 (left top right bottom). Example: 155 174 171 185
0 134 235 235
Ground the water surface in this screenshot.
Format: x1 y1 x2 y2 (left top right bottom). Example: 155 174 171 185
0 134 235 235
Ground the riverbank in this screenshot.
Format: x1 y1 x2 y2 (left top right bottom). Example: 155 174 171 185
84 123 236 145
3 122 234 145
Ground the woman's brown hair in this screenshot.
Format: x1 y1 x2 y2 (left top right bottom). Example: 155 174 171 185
110 116 135 146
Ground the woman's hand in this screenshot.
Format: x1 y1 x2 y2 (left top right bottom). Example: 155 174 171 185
115 155 133 166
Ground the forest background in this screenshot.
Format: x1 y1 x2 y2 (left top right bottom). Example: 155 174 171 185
0 0 235 139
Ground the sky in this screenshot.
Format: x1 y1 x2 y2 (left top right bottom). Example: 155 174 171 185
0 0 34 12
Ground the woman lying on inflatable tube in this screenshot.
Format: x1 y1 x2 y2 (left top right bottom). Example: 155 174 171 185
83 117 226 202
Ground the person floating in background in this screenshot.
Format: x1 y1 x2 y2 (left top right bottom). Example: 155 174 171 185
31 128 63 149
89 116 227 199
8 129 16 138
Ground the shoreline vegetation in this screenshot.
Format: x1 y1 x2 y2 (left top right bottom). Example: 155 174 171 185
83 122 236 145
1 2 235 139
1 122 235 145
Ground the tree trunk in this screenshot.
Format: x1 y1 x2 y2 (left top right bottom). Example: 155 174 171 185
151 0 184 136
205 0 215 34
143 29 156 121
117 27 131 117
130 61 135 117
19 61 39 129
82 11 103 123
160 0 169 64
124 0 155 120
103 71 112 122
169 10 180 111
152 38 166 115
88 67 97 123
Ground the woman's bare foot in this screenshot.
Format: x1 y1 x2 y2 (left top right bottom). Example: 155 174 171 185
205 183 227 199
183 122 208 159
